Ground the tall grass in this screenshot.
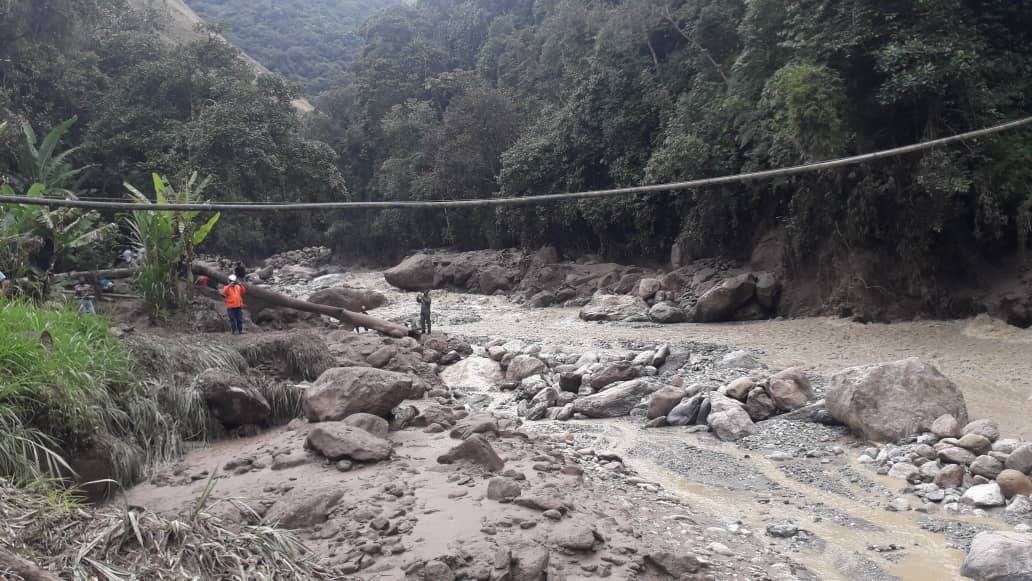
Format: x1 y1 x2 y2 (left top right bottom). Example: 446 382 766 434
1 302 306 492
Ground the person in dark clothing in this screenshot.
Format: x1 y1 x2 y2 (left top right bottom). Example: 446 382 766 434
416 290 432 335
233 263 247 281
74 278 96 315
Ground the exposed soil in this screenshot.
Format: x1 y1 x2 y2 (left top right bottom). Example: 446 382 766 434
119 266 1032 580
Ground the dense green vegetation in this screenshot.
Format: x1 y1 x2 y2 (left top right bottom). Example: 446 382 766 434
0 0 347 258
2 0 1031 298
185 0 395 94
314 0 1032 287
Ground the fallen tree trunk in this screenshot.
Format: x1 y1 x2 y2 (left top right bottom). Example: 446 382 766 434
191 262 408 338
0 547 61 581
52 267 135 281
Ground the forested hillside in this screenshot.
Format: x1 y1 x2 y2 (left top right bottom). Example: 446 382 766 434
0 0 345 257
3 0 1031 310
312 0 1032 301
184 0 395 94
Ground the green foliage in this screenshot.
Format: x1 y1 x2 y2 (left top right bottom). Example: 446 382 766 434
125 173 220 317
185 0 396 95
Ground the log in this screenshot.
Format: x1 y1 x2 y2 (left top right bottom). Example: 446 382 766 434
53 267 135 281
191 262 408 338
0 547 61 581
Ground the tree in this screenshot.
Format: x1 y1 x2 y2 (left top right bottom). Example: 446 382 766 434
125 173 220 317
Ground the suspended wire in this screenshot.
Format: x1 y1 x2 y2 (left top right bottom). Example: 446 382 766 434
1 115 1029 213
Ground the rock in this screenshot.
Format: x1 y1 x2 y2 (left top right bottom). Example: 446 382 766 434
766 522 799 538
645 552 707 577
667 395 703 426
571 380 657 418
527 290 556 308
414 404 458 428
962 482 1006 507
550 522 597 551
716 350 761 370
939 446 978 465
193 368 271 427
511 544 550 581
935 464 966 489
960 531 1032 581
306 423 392 462
962 419 1001 443
957 433 993 455
589 362 641 389
423 560 455 581
767 368 814 411
578 294 650 322
342 413 390 439
647 387 687 419
437 434 505 472
997 470 1032 498
335 460 352 472
931 414 962 438
479 265 515 294
825 358 969 443
1005 444 1032 474
745 387 777 421
707 394 756 441
1008 495 1032 517
993 439 1023 455
264 489 343 529
439 350 461 366
971 455 1005 480
307 287 386 312
558 372 582 393
365 345 397 368
450 414 500 439
506 355 548 381
384 253 435 290
694 273 757 322
724 378 755 402
271 451 310 471
303 367 416 422
487 477 522 500
637 278 662 300
888 462 920 482
648 302 688 323
440 357 502 389
695 397 712 426
754 272 781 310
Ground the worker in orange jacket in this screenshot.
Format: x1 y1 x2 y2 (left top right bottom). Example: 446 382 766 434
221 274 247 334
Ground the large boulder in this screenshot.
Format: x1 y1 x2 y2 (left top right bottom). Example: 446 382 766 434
960 531 1032 580
754 272 781 311
238 331 335 381
506 355 548 381
384 253 436 290
637 278 662 300
571 380 658 418
302 367 417 421
307 287 386 311
767 368 814 411
589 361 641 389
578 294 650 322
649 302 688 324
306 423 392 462
264 489 343 530
647 387 687 419
437 434 505 471
707 393 756 441
694 274 757 323
825 358 968 443
440 356 503 388
193 368 271 426
479 266 515 294
667 395 703 426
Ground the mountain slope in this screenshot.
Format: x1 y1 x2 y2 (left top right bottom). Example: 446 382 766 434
183 0 396 94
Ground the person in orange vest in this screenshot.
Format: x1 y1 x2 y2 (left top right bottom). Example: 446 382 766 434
220 274 247 334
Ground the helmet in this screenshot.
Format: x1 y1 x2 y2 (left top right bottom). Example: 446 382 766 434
228 274 238 282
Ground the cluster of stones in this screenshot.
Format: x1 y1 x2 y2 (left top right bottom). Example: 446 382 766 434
864 415 1032 514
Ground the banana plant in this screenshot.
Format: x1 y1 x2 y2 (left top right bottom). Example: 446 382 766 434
124 173 220 316
14 116 93 191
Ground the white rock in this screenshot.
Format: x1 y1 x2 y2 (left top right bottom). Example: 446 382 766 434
961 482 1006 508
707 542 734 557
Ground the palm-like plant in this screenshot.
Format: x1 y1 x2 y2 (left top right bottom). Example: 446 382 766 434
1 118 115 294
125 173 220 317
